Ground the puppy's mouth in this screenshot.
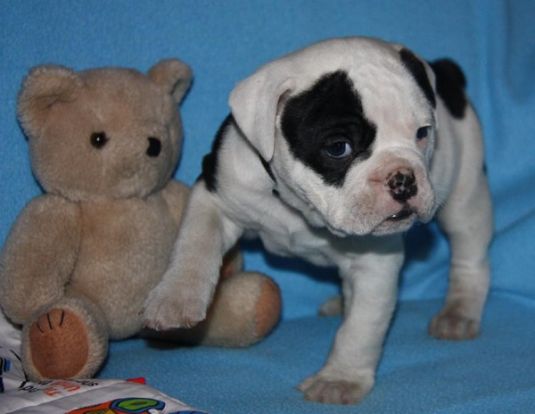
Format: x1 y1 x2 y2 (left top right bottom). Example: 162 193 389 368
368 205 417 236
386 205 415 222
325 206 417 238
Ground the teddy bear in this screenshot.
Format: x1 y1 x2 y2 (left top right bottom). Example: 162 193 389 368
0 59 281 381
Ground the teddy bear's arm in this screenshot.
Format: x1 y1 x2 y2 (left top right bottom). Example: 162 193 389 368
0 195 81 324
160 180 191 227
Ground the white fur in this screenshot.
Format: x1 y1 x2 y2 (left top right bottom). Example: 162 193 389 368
144 37 492 405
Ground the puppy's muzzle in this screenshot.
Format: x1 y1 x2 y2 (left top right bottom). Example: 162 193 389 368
387 168 417 202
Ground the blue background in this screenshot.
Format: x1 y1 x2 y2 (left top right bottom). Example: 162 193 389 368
1 1 534 412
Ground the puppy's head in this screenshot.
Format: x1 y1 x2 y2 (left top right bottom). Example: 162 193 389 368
230 37 439 236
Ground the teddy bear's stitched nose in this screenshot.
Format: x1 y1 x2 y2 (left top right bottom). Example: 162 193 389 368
146 137 161 157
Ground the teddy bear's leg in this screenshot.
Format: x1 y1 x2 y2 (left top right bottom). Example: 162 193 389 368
202 272 281 346
143 272 281 347
21 296 108 381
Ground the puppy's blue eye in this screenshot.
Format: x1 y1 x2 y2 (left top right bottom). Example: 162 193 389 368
416 126 431 140
323 140 352 159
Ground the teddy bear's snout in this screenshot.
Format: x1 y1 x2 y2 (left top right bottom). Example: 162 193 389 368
146 137 162 157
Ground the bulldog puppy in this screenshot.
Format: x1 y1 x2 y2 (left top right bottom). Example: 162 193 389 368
144 37 493 404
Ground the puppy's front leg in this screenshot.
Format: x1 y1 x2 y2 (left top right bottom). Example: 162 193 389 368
144 182 242 330
299 236 403 404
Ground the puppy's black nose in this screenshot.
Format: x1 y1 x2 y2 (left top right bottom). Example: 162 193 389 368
387 170 417 202
146 137 161 157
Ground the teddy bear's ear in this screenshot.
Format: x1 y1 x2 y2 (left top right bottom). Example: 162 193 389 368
18 65 81 138
148 59 193 104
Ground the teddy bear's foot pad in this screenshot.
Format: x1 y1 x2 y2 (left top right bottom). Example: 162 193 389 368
29 308 89 379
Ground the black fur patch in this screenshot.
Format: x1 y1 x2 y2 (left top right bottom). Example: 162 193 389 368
200 114 233 192
280 71 376 187
400 48 436 108
430 59 467 119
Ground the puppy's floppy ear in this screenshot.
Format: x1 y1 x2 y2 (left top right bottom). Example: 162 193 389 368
18 65 81 139
229 67 295 161
396 45 437 110
148 59 193 104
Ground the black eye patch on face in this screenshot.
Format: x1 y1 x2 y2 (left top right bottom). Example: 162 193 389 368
280 71 376 187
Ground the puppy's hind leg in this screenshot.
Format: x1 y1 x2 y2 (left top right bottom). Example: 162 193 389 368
430 123 493 340
144 182 242 331
318 295 343 316
318 278 352 317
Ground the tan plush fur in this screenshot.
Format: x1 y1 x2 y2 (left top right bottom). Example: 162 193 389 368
0 60 281 381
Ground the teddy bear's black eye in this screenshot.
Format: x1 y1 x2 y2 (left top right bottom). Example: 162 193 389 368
146 137 162 157
90 132 109 149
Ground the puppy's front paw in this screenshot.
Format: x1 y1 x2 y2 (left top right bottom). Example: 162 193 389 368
298 373 373 405
429 311 479 340
143 282 209 331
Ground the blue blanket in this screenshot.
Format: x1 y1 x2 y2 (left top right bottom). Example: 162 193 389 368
1 0 534 412
101 296 535 413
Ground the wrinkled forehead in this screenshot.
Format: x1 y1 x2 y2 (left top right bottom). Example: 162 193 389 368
283 38 435 127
